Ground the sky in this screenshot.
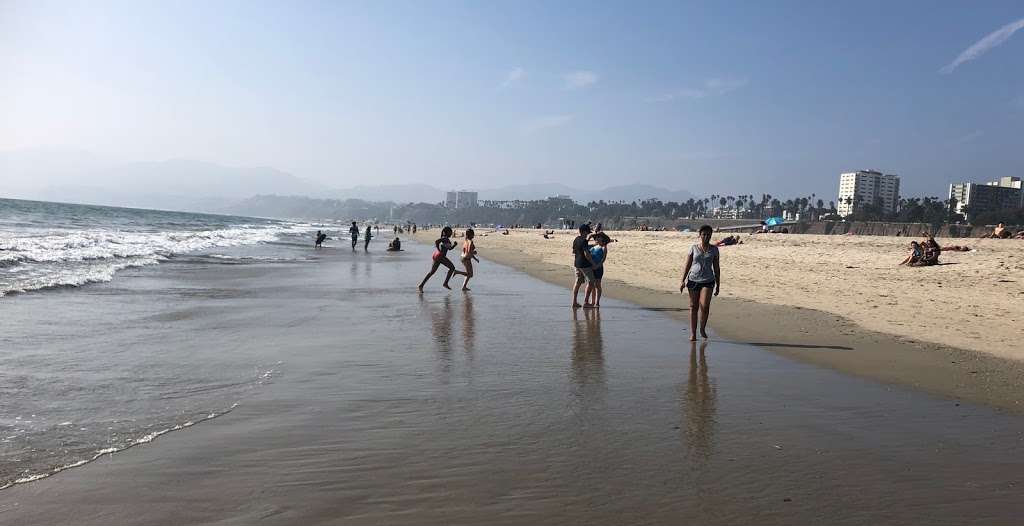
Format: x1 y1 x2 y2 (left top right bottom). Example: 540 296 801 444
2 0 1024 199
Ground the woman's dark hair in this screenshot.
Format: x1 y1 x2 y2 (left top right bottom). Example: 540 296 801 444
465 228 475 239
698 225 713 235
441 226 453 237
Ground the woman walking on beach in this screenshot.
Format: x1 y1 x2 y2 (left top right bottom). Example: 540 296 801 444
680 225 720 341
418 226 467 291
460 228 480 291
364 225 373 250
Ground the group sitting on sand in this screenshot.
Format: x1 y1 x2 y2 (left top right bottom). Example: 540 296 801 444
898 232 973 266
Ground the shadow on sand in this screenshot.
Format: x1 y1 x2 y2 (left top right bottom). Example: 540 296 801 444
721 341 854 351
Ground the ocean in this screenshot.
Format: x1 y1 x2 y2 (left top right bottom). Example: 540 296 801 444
0 198 320 488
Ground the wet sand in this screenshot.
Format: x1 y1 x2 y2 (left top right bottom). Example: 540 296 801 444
419 229 1024 414
2 237 1024 524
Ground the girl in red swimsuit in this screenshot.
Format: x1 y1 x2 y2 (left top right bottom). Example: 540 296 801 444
418 226 467 291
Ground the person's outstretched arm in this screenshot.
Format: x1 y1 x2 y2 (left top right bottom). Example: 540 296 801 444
679 252 693 293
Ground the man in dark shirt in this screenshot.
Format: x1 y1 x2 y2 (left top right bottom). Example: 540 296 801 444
571 223 595 308
349 222 359 250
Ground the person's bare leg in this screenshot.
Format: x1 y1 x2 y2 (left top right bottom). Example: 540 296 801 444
442 264 455 289
571 273 584 308
461 260 473 291
418 261 442 291
688 288 700 341
441 260 465 289
595 282 602 307
699 287 713 339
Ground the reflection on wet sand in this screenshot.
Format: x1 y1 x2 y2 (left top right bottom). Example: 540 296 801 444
423 295 454 379
570 308 605 406
461 294 475 363
681 341 717 463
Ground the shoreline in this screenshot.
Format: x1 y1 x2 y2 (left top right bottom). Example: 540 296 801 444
413 229 1024 413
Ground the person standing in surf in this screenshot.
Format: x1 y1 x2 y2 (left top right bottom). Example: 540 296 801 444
364 225 373 251
349 222 359 250
679 225 720 341
418 226 466 291
460 228 480 291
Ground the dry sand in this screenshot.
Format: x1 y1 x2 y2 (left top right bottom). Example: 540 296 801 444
415 228 1024 411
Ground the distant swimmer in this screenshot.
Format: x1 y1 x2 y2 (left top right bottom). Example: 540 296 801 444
364 225 373 251
460 228 480 291
314 230 327 249
349 222 359 250
680 225 721 341
418 226 466 291
387 237 402 251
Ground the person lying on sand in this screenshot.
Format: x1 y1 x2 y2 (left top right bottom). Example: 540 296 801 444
1015 230 1024 239
714 235 742 247
941 245 971 252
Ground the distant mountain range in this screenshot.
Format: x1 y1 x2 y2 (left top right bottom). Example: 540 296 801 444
1 149 693 213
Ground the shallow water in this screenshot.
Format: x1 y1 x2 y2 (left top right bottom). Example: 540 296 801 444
2 228 1024 524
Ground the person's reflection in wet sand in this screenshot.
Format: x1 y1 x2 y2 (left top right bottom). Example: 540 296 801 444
424 295 454 382
461 294 475 364
570 307 605 411
681 340 717 463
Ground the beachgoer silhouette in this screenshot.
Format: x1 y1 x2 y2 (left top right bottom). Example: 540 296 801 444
349 222 359 250
364 225 372 250
314 230 326 248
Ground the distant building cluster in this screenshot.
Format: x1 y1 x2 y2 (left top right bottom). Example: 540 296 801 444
444 190 478 209
948 177 1022 221
836 170 900 217
479 195 575 210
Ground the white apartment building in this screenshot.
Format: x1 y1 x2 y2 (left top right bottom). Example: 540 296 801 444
948 176 1022 221
445 190 478 209
836 170 900 217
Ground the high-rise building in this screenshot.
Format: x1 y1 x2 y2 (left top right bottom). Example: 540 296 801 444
456 191 478 208
948 177 1022 221
836 170 900 217
444 190 478 209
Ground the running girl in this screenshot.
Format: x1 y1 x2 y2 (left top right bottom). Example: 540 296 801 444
460 228 480 291
418 226 467 291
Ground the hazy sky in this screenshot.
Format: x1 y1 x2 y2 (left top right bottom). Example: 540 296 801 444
2 0 1023 198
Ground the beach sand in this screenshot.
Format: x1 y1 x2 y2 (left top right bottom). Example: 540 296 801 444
416 229 1024 411
3 235 1024 524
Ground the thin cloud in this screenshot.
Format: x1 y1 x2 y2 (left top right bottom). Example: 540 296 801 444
562 70 598 90
521 115 572 132
500 67 525 88
940 17 1024 74
952 130 983 145
649 78 748 102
